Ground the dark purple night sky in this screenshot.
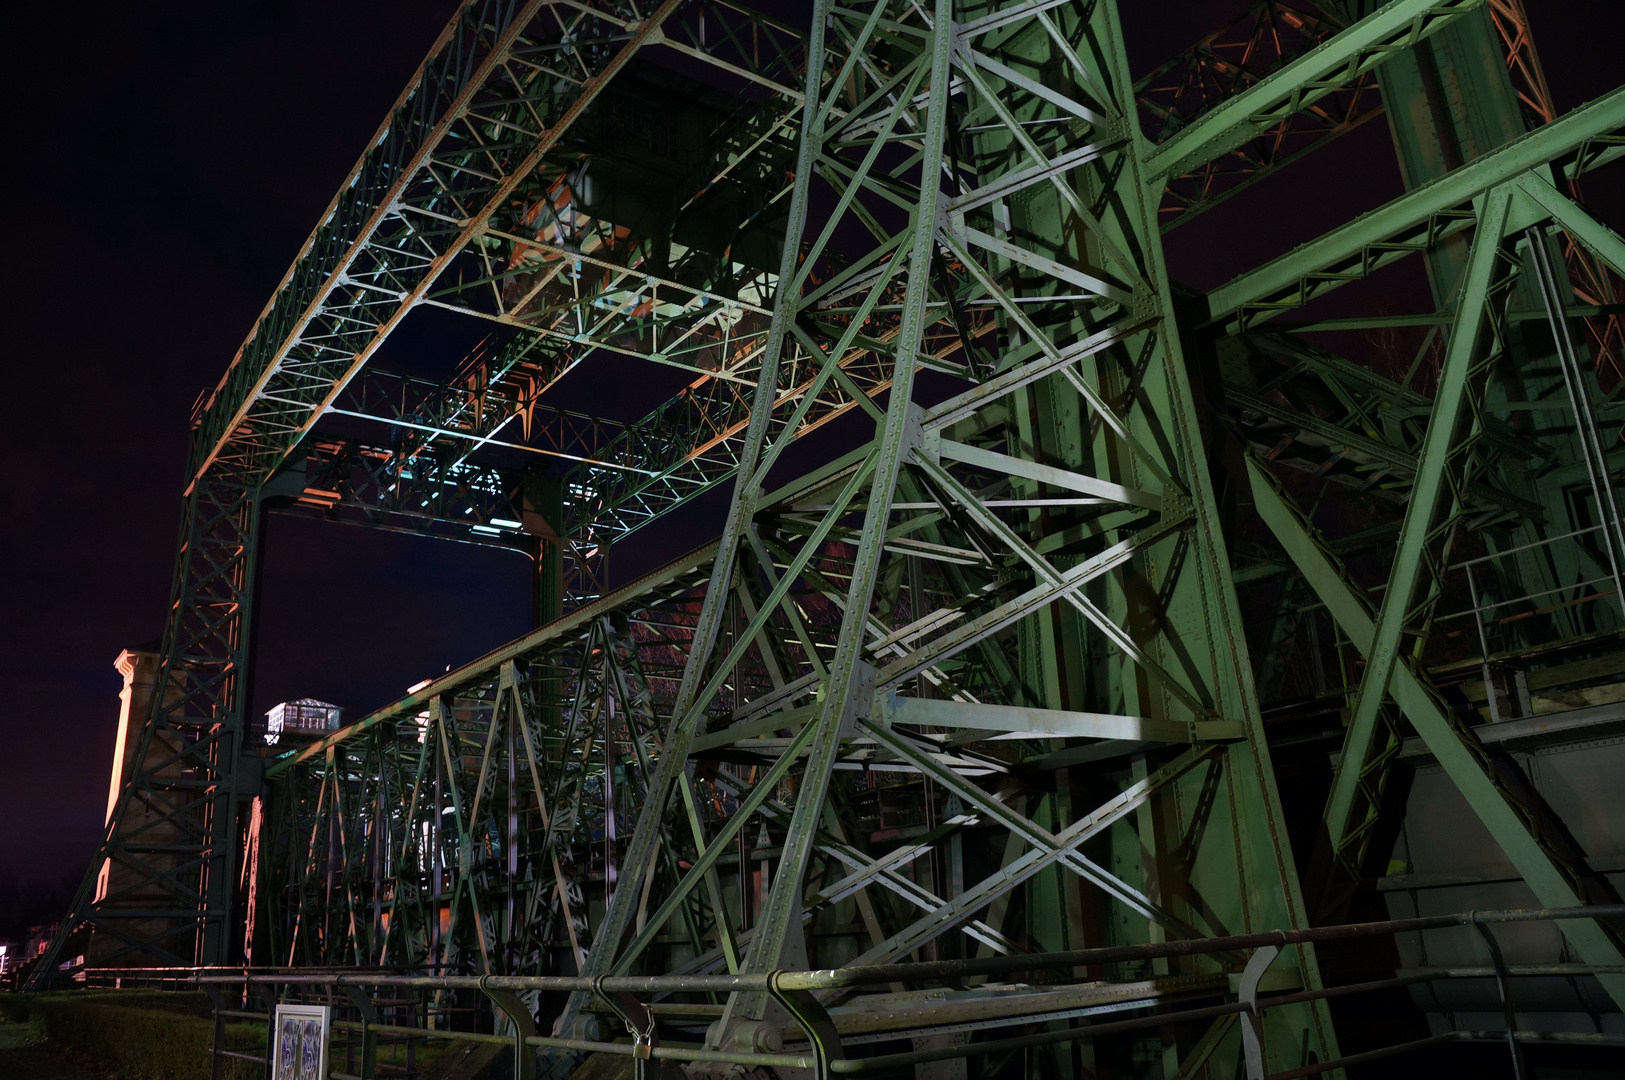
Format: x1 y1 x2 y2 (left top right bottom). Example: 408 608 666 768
2 0 1622 941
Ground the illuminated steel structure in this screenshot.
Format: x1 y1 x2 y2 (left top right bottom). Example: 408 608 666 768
36 0 1625 1073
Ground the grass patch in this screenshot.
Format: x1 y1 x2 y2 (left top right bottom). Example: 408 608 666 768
4 991 263 1080
1 989 450 1079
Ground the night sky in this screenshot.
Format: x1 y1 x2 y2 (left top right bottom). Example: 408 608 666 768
2 0 1622 943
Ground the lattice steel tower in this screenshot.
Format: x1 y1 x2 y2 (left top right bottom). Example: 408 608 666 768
35 0 1625 1074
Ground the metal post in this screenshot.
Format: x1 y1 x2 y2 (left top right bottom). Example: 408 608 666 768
202 984 228 1080
1472 914 1527 1080
1323 184 1514 857
481 977 538 1080
594 977 661 1080
767 973 844 1080
735 0 955 1001
341 985 380 1080
1239 945 1281 1080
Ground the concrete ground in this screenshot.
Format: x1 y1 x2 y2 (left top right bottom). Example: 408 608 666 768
0 1022 117 1080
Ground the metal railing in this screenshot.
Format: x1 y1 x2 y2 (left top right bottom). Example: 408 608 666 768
76 903 1625 1080
1445 525 1624 663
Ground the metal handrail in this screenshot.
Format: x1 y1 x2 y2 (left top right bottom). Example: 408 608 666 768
69 902 1625 1080
179 901 1625 994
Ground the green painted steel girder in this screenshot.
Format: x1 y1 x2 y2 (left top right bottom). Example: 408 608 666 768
1323 184 1513 863
1144 0 1481 183
1205 83 1625 325
538 0 1345 1068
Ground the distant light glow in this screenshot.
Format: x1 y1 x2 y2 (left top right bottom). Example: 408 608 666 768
490 517 523 529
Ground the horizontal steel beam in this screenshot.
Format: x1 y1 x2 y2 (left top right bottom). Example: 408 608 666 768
186 903 1625 993
1206 84 1625 325
264 539 718 776
877 693 1193 742
1145 0 1479 183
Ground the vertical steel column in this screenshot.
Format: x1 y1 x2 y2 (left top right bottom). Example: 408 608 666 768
33 468 265 983
548 0 837 1041
556 0 1349 1071
724 0 955 1025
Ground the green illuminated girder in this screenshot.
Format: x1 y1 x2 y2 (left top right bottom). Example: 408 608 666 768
526 1 1345 1073
188 0 811 489
1205 82 1625 326
1143 0 1482 184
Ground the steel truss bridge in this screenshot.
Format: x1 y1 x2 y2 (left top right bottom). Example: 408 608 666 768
33 0 1625 1075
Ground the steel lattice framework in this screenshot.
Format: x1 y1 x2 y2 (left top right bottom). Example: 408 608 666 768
35 0 1625 1075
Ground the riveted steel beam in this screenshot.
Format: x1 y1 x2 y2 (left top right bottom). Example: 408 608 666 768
1206 84 1625 327
1145 0 1481 184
